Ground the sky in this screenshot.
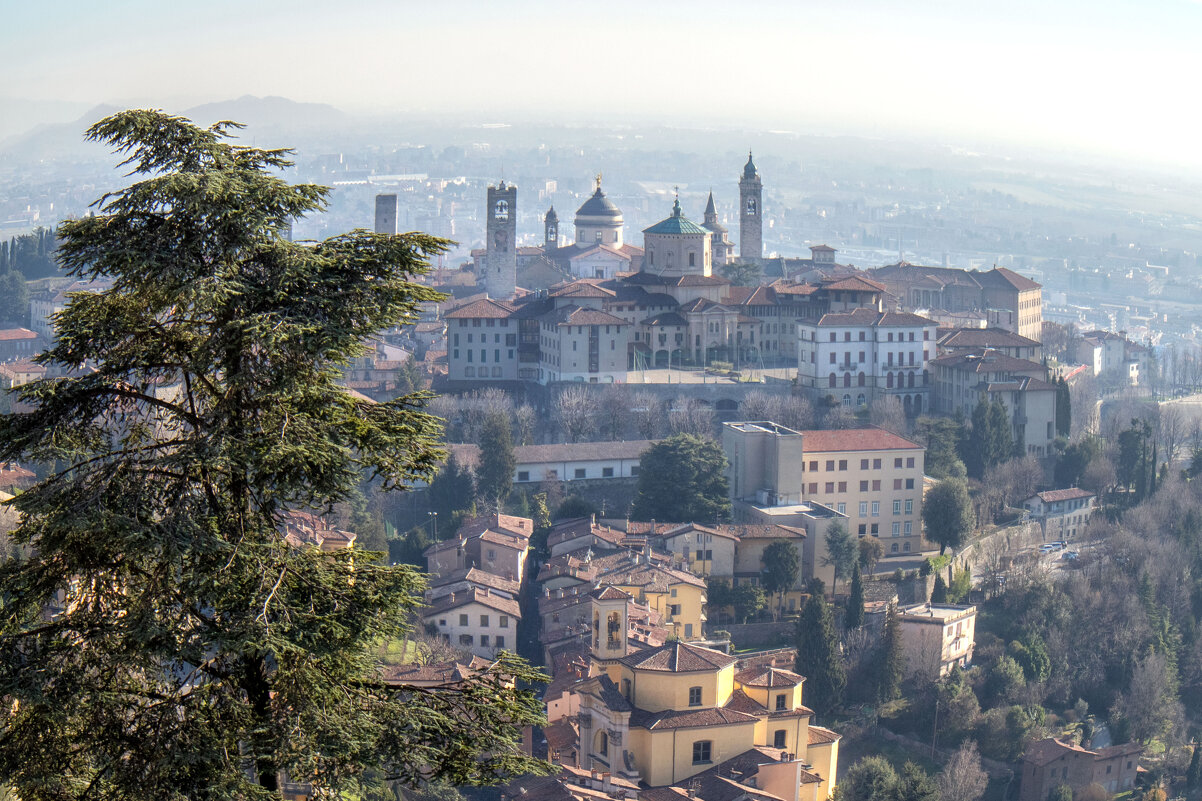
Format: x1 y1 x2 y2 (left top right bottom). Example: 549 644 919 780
5 0 1202 168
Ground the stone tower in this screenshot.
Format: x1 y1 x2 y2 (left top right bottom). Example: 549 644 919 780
739 152 763 263
544 205 559 251
374 193 398 235
484 180 517 299
702 190 734 266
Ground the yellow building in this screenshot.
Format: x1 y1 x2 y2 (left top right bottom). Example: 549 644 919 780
575 642 839 801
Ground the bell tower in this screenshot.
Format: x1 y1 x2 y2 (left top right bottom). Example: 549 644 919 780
739 151 763 263
544 205 559 251
484 180 518 299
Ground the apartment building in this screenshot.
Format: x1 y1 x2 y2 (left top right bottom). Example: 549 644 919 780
421 588 520 658
797 309 939 415
723 422 927 560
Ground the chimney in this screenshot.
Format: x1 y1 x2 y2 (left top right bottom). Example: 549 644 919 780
602 774 612 793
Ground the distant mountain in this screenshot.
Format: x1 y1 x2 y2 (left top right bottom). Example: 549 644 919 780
182 95 347 132
0 96 350 159
0 97 91 142
0 103 122 160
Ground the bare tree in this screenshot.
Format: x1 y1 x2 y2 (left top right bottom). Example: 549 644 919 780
869 397 907 435
428 394 462 440
630 392 665 440
1080 456 1116 496
822 405 857 430
554 386 598 443
1068 374 1100 438
668 397 715 438
938 741 989 801
597 385 629 441
513 403 536 446
778 394 815 431
462 388 513 444
740 390 783 423
1156 403 1189 467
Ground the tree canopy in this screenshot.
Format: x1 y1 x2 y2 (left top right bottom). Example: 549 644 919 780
0 110 548 800
761 539 800 619
795 591 845 717
631 434 730 522
922 477 976 555
822 520 857 595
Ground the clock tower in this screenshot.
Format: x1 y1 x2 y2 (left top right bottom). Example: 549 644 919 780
738 152 763 263
484 180 518 299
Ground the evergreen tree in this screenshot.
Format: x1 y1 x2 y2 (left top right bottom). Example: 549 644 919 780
1186 744 1201 791
476 412 517 510
965 399 992 478
877 604 905 702
822 519 857 596
428 453 476 534
931 573 949 603
922 478 976 555
1055 375 1072 437
0 271 28 327
895 762 939 801
989 398 1016 461
0 110 549 799
795 592 845 717
845 563 865 630
631 434 730 522
761 539 800 619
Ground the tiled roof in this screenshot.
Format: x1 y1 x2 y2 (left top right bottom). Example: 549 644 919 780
675 274 729 286
1032 488 1094 503
808 725 841 745
546 306 630 327
549 281 617 299
815 309 934 327
937 327 1039 349
380 657 491 685
929 349 1047 374
734 665 804 688
798 427 921 453
643 311 688 327
722 688 767 715
630 705 758 731
822 274 886 293
443 298 516 319
1024 737 1093 767
0 328 37 341
544 718 578 753
421 587 522 618
981 266 1041 291
428 567 521 595
449 439 656 472
618 641 737 672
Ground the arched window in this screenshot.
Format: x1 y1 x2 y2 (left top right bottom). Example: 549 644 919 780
829 373 837 388
923 369 930 386
746 198 757 215
858 372 865 387
908 372 915 388
843 372 851 388
886 372 894 389
494 200 508 220
857 393 866 406
842 394 852 407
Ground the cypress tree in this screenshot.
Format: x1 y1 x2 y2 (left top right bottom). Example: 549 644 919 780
845 562 865 630
931 573 949 603
877 604 905 702
1055 376 1072 437
796 591 846 717
1186 744 1201 790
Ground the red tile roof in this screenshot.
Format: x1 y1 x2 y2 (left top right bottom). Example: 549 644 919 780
444 298 516 319
618 642 737 672
630 705 758 731
1032 488 1094 503
0 328 37 341
798 427 921 453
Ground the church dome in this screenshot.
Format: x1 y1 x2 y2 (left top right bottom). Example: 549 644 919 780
576 186 623 220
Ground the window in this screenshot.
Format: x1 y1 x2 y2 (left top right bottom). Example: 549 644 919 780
895 458 903 468
825 482 834 493
893 500 902 514
809 461 818 472
906 457 915 468
860 481 869 492
858 524 867 535
517 470 529 482
688 686 703 706
904 521 912 535
838 481 847 492
891 543 899 553
894 479 903 490
459 634 473 645
906 478 915 489
905 499 913 514
774 730 787 748
838 460 847 471
574 468 586 479
480 635 489 646
598 730 608 756
808 483 818 494
873 459 882 469
872 502 880 516
892 522 900 536
495 635 505 648
499 615 509 628
602 467 614 477
692 741 712 765
775 694 787 711
860 459 869 470
480 615 490 627
837 503 846 514
872 524 879 534
826 460 835 471
459 614 468 626
872 480 881 491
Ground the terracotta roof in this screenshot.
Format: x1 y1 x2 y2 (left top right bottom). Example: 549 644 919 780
1024 737 1094 767
722 688 767 715
929 350 1047 374
643 311 688 327
618 642 737 672
981 266 1041 291
675 274 729 287
568 244 633 262
630 705 758 731
380 657 491 685
544 718 579 753
421 587 522 618
810 244 836 252
1031 488 1094 503
0 328 37 341
549 281 617 299
815 309 934 327
444 298 516 319
937 327 1039 349
798 427 921 453
546 306 630 327
590 585 631 601
428 567 521 596
734 665 804 688
808 725 840 745
822 274 886 293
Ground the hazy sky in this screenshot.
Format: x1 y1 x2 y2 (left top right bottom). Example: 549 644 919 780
6 0 1202 166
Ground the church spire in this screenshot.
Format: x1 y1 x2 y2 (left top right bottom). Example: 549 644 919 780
704 190 717 218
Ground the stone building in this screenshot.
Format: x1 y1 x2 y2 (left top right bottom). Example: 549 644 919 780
739 153 763 263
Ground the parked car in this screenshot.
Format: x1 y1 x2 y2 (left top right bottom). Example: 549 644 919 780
1062 551 1079 561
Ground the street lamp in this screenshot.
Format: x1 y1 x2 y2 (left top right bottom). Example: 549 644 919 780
428 511 438 541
